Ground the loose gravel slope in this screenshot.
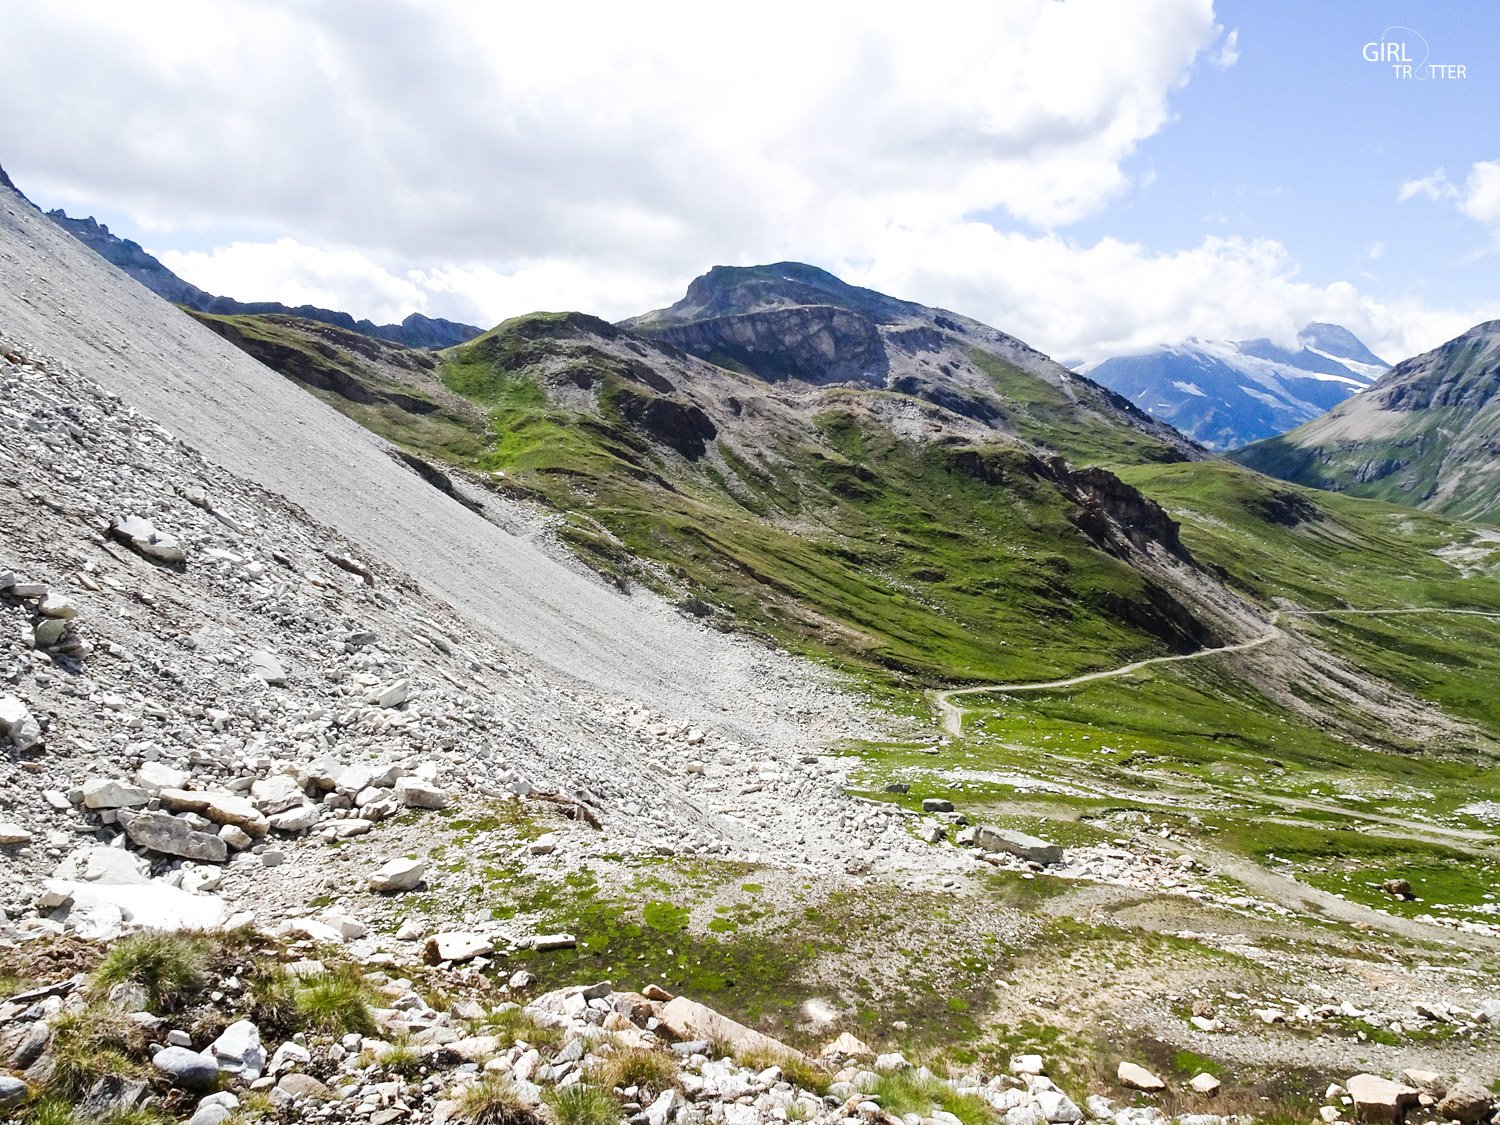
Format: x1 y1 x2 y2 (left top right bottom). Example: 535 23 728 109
0 184 852 747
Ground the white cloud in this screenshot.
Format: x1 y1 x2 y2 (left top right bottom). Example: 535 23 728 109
0 1 1220 295
158 239 427 325
0 1 1483 372
1400 160 1500 233
840 226 1488 365
1397 170 1456 204
1459 161 1500 226
1214 27 1240 68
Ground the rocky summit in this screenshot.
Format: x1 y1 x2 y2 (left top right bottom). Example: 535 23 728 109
2 166 1500 1125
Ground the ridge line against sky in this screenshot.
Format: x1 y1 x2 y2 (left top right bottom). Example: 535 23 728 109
1 0 1496 366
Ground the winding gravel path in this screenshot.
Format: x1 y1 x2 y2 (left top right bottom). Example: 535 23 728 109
932 606 1500 737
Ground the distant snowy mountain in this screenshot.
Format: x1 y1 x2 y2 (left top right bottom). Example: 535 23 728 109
1083 324 1388 450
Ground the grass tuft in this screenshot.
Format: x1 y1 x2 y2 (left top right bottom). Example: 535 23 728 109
455 1074 540 1125
293 964 378 1036
42 1005 149 1099
735 1046 831 1096
89 931 213 1012
872 1069 996 1125
545 1082 621 1125
589 1045 680 1101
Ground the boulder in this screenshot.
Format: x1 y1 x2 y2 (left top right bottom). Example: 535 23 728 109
921 798 954 813
976 827 1064 865
209 1020 265 1080
43 879 229 932
395 777 449 810
821 1031 875 1060
33 618 69 647
248 650 287 685
77 1075 148 1118
368 857 426 892
122 811 229 863
71 845 152 885
658 995 804 1059
423 932 494 964
277 1072 333 1100
0 1075 27 1110
112 515 187 563
151 1045 220 1091
1037 1089 1083 1123
201 793 270 837
373 679 410 708
1437 1078 1493 1123
38 591 77 618
136 762 189 792
1346 1074 1419 1121
1399 1069 1442 1093
82 778 151 810
1190 1074 1221 1095
0 696 43 751
250 775 306 814
268 804 322 832
1118 1062 1165 1092
0 822 32 845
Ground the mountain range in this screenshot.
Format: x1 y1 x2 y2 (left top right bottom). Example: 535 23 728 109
44 208 482 349
1084 324 1388 450
1233 320 1500 523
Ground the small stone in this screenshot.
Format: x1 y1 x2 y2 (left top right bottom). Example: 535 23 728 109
821 1032 875 1060
136 762 189 792
1010 1054 1045 1076
268 805 322 832
0 822 33 845
1190 1074 1221 1095
277 1072 333 1100
921 798 954 813
250 775 305 814
1118 1062 1165 1092
219 824 253 851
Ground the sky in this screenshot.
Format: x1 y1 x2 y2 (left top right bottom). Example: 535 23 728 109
1 0 1497 365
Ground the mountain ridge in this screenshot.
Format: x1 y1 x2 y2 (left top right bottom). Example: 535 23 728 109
44 209 482 349
1232 319 1500 522
1085 323 1388 450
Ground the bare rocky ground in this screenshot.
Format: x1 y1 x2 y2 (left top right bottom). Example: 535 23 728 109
1 186 1498 1124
